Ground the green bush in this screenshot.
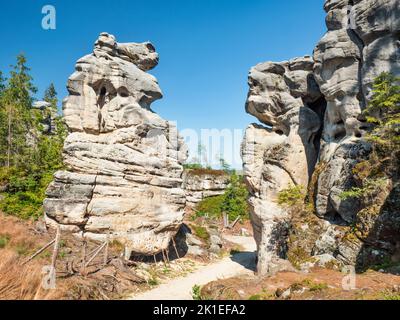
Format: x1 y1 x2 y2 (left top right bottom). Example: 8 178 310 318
278 185 306 207
0 166 54 220
381 290 400 300
1 191 44 220
339 178 386 201
195 172 249 221
192 285 202 300
191 225 210 241
0 234 10 248
339 187 365 200
338 73 400 204
0 57 66 220
195 195 225 218
221 173 249 221
183 163 203 170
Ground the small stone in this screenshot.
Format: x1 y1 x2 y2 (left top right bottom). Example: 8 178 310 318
210 235 222 247
281 288 292 300
187 245 206 257
186 233 203 247
209 244 221 254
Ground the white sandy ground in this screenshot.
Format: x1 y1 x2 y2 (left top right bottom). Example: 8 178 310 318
127 235 257 300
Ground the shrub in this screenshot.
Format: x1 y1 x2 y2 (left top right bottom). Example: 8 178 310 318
221 172 249 221
298 279 328 292
0 234 10 248
381 290 400 300
308 282 328 292
194 172 249 222
192 285 202 300
183 163 203 170
339 187 365 200
0 192 43 220
191 225 210 241
195 195 225 218
278 185 306 207
364 72 400 154
339 178 386 201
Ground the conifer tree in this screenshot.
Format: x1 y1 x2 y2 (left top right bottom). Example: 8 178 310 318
0 54 37 168
364 72 400 151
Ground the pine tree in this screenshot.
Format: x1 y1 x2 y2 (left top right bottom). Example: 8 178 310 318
364 72 400 150
0 54 37 168
32 83 66 174
44 83 57 105
0 71 5 94
7 54 37 109
341 72 400 201
0 71 7 179
0 61 66 219
221 172 249 221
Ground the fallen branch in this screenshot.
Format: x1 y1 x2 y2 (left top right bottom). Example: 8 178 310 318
22 239 56 265
103 241 109 266
229 217 241 229
85 241 107 268
172 237 180 259
51 226 61 270
81 239 87 275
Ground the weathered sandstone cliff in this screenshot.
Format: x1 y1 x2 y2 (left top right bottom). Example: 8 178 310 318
242 0 400 274
44 33 188 256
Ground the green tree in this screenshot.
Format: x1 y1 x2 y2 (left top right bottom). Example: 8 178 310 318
218 156 231 173
340 72 400 200
195 172 249 222
7 54 37 109
364 72 400 150
32 83 66 173
0 58 66 220
0 71 5 94
221 172 249 221
0 70 7 180
44 83 57 105
0 54 37 168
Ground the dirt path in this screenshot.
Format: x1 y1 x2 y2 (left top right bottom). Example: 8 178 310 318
127 235 257 300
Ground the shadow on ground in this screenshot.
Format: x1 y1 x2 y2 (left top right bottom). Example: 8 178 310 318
230 251 257 272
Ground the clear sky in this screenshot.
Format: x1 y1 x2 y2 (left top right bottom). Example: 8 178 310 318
0 0 326 168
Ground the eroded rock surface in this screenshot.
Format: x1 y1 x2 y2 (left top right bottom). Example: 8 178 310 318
242 57 325 274
44 33 187 256
183 169 230 207
242 0 400 274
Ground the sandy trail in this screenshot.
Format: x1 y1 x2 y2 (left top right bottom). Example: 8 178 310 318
128 235 257 300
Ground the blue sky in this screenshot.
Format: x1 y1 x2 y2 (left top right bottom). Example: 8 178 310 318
0 0 326 168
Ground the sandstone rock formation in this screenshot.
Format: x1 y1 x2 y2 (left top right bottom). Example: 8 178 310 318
242 57 325 274
44 33 188 256
32 101 57 134
242 0 400 274
183 169 230 206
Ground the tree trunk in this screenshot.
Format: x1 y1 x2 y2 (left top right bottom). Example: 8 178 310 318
6 103 12 168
